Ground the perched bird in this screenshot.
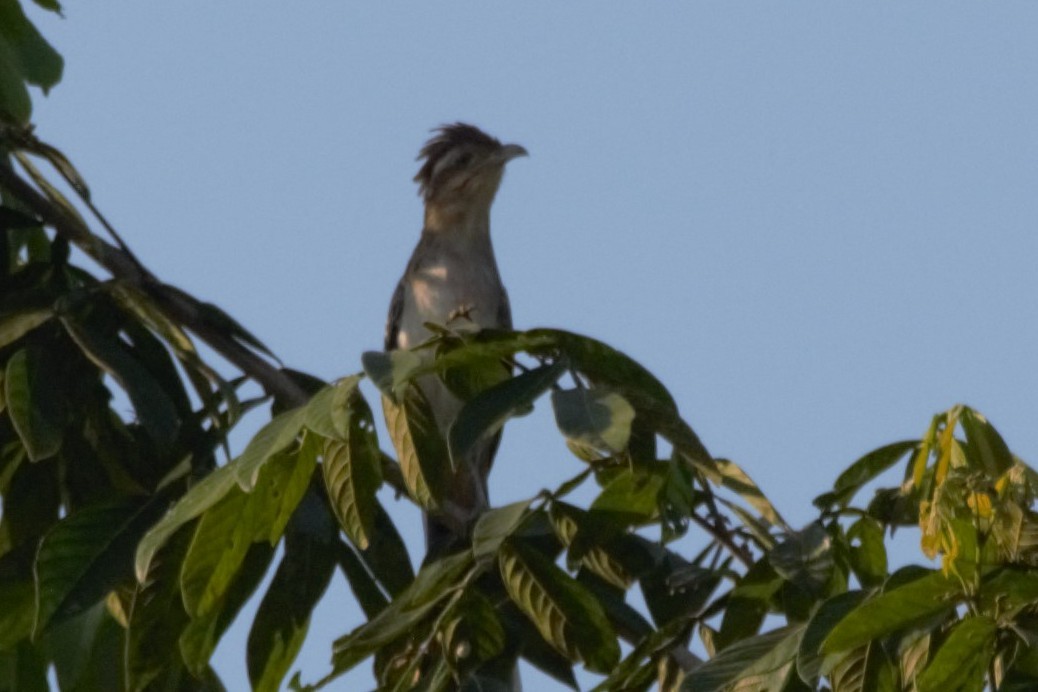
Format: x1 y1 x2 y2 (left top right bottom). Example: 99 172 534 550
384 123 527 556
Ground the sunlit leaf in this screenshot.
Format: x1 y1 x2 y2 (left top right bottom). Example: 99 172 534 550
681 625 804 692
915 616 996 692
135 464 238 581
552 387 635 454
232 406 307 490
823 570 960 653
321 393 382 550
959 407 1014 478
178 543 274 675
589 468 664 526
303 376 361 441
181 450 312 618
499 539 619 673
382 385 449 507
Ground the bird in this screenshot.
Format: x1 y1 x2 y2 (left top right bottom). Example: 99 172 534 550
384 123 527 557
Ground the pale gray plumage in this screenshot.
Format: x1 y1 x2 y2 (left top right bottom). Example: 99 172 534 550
384 123 526 556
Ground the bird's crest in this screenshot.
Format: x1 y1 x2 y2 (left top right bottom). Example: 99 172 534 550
414 123 502 199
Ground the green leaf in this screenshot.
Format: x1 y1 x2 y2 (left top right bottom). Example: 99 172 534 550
321 393 382 550
816 440 917 509
796 590 869 683
823 570 961 653
124 529 193 692
916 616 996 692
30 0 62 15
846 517 888 588
713 457 787 529
641 551 720 627
959 407 1014 477
181 450 312 618
303 376 360 441
0 0 63 122
382 384 449 507
356 504 414 598
448 360 563 464
361 349 422 400
4 347 63 461
0 0 62 90
552 387 635 454
34 498 166 633
135 464 238 581
472 500 534 560
0 579 35 649
192 299 278 361
715 557 783 651
247 526 337 692
0 640 49 692
335 540 388 620
769 522 833 594
0 308 51 349
550 503 638 590
681 625 804 692
0 38 31 123
499 539 620 673
179 542 274 675
589 468 664 526
827 642 897 692
61 315 181 446
441 589 506 665
233 405 307 490
978 568 1038 614
330 551 473 679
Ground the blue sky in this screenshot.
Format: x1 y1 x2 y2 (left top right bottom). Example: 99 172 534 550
25 3 1038 689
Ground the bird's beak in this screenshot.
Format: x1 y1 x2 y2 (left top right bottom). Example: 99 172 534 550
500 143 529 162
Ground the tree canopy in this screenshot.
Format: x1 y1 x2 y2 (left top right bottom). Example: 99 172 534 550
3 6 1038 691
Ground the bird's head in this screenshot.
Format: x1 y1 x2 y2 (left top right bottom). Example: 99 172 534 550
414 123 527 225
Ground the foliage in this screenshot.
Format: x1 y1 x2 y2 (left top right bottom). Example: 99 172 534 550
2 7 1038 690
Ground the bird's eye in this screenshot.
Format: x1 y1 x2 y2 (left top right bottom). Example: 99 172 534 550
455 152 472 168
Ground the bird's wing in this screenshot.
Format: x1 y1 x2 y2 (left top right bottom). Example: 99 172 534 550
384 276 406 351
496 286 513 331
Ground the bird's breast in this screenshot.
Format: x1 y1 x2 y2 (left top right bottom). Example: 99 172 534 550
397 260 502 350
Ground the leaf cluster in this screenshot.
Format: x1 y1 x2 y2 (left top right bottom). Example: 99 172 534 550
3 14 1038 689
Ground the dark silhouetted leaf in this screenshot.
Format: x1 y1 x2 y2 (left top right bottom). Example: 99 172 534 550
35 498 167 633
472 500 534 560
330 551 473 679
4 346 63 461
449 360 563 464
817 440 917 510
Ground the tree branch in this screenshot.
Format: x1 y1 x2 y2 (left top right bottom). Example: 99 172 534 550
0 163 310 408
